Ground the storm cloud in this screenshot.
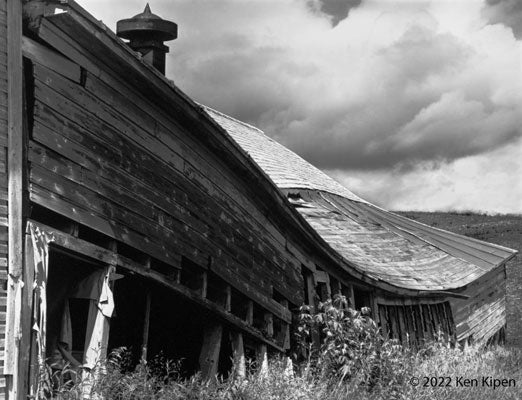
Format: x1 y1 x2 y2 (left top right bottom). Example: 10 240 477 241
81 0 522 213
308 0 363 26
483 0 522 39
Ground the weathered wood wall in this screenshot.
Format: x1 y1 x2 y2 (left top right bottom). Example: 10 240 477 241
450 265 506 344
376 299 454 345
23 21 307 348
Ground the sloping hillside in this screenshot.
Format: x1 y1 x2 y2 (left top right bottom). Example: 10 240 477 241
397 211 522 345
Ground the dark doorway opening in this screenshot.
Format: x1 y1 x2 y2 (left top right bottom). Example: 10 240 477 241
46 250 105 367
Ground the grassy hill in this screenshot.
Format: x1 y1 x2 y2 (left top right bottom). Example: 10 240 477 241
396 211 522 345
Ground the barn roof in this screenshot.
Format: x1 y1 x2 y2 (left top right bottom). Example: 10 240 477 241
204 106 517 292
33 0 516 296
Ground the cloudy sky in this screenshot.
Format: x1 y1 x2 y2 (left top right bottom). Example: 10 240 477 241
81 0 521 214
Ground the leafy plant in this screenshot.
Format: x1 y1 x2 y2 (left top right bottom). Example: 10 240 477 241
295 295 411 395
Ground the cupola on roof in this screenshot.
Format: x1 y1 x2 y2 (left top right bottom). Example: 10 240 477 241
116 4 177 74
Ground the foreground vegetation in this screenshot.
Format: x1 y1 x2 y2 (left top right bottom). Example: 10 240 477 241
49 296 522 400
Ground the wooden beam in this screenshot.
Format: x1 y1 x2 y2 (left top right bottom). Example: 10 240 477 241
199 323 223 380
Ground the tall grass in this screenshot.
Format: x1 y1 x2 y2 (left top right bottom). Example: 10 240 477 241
49 298 522 399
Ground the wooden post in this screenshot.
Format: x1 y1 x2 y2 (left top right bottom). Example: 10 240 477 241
199 323 223 380
421 304 433 342
347 284 355 309
19 235 35 397
371 294 380 324
246 300 253 325
282 322 291 350
263 312 273 338
379 306 389 338
140 292 151 362
279 299 290 350
388 306 400 340
257 343 268 378
397 306 407 344
340 283 354 308
413 305 425 344
201 271 208 299
224 284 231 312
5 2 26 398
304 271 316 309
141 257 151 362
230 331 245 380
303 271 320 346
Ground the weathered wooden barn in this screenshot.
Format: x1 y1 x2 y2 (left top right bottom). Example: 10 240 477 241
0 0 516 398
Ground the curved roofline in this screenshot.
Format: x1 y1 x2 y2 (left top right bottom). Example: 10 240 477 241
33 0 499 299
205 108 517 293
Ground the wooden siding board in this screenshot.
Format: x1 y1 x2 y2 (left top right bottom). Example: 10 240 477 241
33 58 290 257
32 98 296 294
450 266 506 342
31 62 304 303
21 35 81 83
